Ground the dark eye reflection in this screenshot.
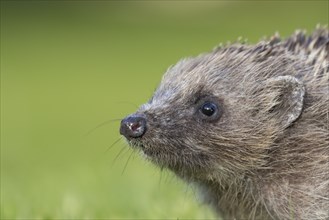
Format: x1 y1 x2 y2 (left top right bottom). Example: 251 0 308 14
196 99 222 122
201 102 217 116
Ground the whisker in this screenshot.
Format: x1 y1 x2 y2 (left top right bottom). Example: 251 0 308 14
84 118 122 136
158 167 164 188
121 150 134 175
105 137 123 153
111 147 129 167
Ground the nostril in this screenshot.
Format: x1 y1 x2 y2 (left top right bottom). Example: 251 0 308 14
130 121 142 132
120 114 147 138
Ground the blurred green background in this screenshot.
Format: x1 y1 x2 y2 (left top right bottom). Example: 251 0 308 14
1 1 327 219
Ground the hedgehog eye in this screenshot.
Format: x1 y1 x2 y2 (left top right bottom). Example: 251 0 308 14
197 101 222 122
201 102 217 116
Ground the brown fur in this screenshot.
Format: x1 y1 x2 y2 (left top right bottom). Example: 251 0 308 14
122 26 329 219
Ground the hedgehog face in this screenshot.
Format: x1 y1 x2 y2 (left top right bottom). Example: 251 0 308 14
120 97 224 177
119 63 228 176
121 58 248 178
120 48 306 178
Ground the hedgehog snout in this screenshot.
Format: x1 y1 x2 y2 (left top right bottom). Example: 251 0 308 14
120 114 147 139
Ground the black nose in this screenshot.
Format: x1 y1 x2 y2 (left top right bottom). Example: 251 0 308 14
120 114 147 138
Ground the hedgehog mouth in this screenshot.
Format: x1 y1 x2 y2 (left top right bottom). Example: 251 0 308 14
127 139 161 159
127 139 145 150
127 139 212 176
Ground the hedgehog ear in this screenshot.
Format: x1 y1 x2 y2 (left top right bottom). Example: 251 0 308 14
261 75 305 128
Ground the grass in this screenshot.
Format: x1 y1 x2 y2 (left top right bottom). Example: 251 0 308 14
1 1 328 219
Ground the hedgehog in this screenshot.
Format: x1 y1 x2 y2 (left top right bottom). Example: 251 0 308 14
119 27 329 219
